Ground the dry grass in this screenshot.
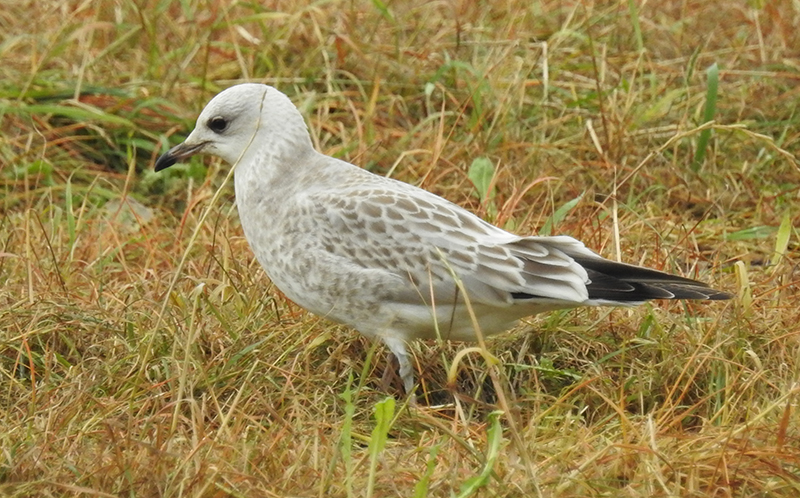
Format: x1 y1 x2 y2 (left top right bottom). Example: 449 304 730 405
2 0 799 496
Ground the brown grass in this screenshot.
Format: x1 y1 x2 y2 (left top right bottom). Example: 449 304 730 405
1 0 799 496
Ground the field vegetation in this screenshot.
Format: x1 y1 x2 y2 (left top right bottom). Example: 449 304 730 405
1 0 799 496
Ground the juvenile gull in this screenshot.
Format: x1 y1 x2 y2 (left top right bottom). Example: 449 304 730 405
155 83 731 393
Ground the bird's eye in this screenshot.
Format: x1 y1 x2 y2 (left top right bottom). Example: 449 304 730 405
208 116 228 133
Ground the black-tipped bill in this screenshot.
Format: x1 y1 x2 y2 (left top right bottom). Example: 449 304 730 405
154 141 208 172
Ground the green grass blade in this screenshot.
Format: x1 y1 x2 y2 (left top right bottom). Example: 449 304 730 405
65 176 76 261
412 445 440 498
1 102 136 127
724 225 776 241
770 211 792 269
468 157 497 220
341 377 356 498
370 0 395 23
468 157 495 204
685 45 701 84
692 62 719 172
539 194 583 236
735 260 752 316
366 397 395 498
456 410 504 497
627 0 644 53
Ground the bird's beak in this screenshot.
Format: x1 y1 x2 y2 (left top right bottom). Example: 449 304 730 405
154 140 208 172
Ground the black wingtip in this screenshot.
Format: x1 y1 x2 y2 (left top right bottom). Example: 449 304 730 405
571 256 732 302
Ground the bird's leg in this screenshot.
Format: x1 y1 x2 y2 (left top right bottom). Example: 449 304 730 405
379 356 398 392
382 336 415 395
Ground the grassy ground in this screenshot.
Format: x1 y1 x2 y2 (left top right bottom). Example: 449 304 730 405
2 0 799 496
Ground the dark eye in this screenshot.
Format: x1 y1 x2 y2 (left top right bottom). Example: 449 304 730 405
208 116 228 133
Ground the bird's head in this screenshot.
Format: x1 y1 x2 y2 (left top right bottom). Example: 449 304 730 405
155 83 305 171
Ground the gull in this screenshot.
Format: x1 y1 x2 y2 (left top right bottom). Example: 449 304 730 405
155 83 731 394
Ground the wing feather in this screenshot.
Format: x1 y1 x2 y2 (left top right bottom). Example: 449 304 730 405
308 182 594 307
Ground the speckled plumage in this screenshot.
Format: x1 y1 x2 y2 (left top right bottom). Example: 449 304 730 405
155 83 731 394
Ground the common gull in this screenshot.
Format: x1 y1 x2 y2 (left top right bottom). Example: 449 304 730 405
155 83 731 394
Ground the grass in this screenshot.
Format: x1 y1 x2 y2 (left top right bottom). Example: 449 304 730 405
1 0 799 496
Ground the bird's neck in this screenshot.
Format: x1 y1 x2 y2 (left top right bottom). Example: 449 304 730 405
232 132 319 205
